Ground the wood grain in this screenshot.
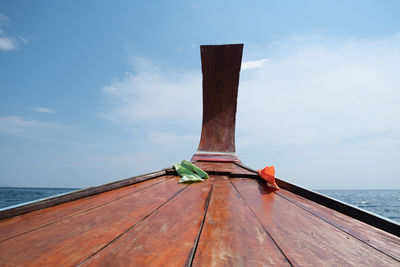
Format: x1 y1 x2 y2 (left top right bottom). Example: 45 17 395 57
232 178 399 266
193 161 256 176
0 177 185 266
81 178 213 266
192 177 290 266
275 177 400 237
197 44 243 153
276 188 400 261
0 176 169 242
0 170 166 220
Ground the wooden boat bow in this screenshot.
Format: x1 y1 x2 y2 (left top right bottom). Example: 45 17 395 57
0 44 399 266
192 44 242 162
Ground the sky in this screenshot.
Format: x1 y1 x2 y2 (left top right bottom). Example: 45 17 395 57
0 0 399 189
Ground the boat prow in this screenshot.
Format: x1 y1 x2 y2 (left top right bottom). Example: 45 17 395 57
0 44 399 266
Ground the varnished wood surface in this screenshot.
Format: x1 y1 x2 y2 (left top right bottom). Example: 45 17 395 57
192 177 290 266
276 188 400 261
82 178 213 266
0 173 399 266
232 178 399 266
0 176 169 242
0 177 185 266
193 161 256 176
2 40 398 265
197 44 243 153
275 177 400 237
0 170 166 220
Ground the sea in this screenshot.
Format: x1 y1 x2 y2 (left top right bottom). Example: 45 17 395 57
0 187 78 210
317 189 400 223
0 187 399 224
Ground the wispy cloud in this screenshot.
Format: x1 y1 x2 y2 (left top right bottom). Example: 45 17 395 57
237 34 400 147
0 36 16 51
236 34 400 188
0 13 27 51
99 58 204 167
100 57 202 129
242 58 269 70
0 116 51 136
29 107 56 114
0 115 66 143
101 34 400 188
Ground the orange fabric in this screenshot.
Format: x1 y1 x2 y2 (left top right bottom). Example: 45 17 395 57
257 166 279 190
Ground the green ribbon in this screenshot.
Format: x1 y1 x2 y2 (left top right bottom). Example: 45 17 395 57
174 160 209 183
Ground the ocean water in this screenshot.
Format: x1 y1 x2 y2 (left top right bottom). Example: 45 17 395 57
0 187 399 224
0 187 78 209
317 190 400 223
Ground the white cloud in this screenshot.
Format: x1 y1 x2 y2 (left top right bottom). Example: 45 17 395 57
101 34 400 188
237 34 400 147
0 116 51 136
101 57 202 127
242 58 269 70
0 36 16 51
0 116 65 144
0 13 27 51
236 34 400 188
99 59 205 169
30 107 56 114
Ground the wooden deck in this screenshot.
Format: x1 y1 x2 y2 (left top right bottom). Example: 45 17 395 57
1 44 399 266
0 162 399 266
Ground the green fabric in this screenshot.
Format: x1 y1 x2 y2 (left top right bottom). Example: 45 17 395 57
174 160 209 183
181 160 209 179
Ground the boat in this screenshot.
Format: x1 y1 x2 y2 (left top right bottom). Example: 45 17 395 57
0 44 399 266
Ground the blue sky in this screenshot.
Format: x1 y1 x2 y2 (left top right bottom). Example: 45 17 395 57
0 0 399 189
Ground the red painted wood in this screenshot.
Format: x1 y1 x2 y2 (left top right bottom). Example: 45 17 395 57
191 154 240 162
192 177 290 266
0 176 169 242
232 178 399 266
0 171 166 220
81 178 213 266
276 188 400 261
0 177 185 266
196 44 243 154
193 161 256 176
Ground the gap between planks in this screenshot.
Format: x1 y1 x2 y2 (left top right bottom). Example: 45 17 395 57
0 176 172 243
231 178 398 266
227 177 294 267
0 170 167 220
186 180 214 267
274 190 400 263
77 184 190 266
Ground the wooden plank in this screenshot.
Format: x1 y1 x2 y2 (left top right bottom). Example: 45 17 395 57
275 177 400 237
276 188 400 261
193 161 256 176
191 152 241 162
0 177 186 266
233 161 258 172
81 177 213 266
0 176 169 242
196 44 243 153
232 178 399 266
0 170 166 220
192 177 290 266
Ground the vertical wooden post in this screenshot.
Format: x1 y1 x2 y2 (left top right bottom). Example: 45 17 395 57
192 44 243 162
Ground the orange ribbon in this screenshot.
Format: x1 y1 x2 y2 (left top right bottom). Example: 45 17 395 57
257 166 279 190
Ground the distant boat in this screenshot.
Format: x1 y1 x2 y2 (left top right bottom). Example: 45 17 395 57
0 44 399 266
